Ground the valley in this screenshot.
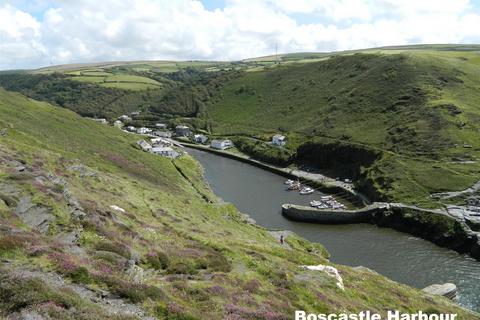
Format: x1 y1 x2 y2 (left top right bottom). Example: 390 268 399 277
1 44 480 319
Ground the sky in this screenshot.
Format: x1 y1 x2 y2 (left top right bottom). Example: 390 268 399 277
1 0 480 70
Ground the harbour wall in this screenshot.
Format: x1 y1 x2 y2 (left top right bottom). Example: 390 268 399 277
282 202 480 261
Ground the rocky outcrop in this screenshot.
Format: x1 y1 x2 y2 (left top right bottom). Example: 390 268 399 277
14 197 54 234
299 264 344 290
422 283 457 300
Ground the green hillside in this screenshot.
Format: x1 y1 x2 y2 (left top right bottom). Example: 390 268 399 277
2 44 480 208
0 88 476 318
206 49 480 207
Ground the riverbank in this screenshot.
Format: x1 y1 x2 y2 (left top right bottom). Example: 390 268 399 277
187 146 480 311
180 142 365 207
183 142 480 260
282 203 480 261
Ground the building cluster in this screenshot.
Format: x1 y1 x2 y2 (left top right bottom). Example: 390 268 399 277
89 114 288 158
136 137 181 159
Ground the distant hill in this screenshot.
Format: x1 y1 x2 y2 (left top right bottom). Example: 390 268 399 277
2 44 480 207
207 47 480 206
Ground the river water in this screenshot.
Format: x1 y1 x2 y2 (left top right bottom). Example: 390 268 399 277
187 148 480 312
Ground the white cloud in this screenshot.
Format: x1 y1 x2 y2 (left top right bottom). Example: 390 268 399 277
0 0 480 69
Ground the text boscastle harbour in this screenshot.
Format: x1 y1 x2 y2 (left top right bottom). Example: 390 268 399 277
295 311 458 320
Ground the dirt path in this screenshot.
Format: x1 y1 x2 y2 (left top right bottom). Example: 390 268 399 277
4 263 156 320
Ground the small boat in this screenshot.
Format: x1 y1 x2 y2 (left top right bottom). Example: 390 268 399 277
299 187 314 195
284 179 295 185
310 200 322 207
288 182 301 190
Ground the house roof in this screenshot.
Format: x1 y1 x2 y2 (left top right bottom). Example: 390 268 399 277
137 140 151 148
211 139 231 144
152 147 174 152
273 134 286 140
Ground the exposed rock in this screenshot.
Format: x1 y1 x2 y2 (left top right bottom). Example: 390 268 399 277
353 266 378 275
63 187 87 220
15 165 27 172
55 229 82 245
6 267 155 320
240 213 256 224
465 215 480 231
126 259 144 284
109 205 126 213
67 164 97 178
422 283 457 300
300 264 344 290
12 309 47 320
0 128 7 136
14 197 53 233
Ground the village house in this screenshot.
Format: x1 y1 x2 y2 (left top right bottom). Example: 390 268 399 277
272 134 287 146
155 123 167 129
118 115 131 122
151 137 172 147
137 127 151 134
113 120 123 128
136 140 152 152
126 126 136 132
130 111 141 117
211 139 233 150
175 125 191 137
194 134 208 144
154 131 172 138
92 118 107 124
151 147 180 159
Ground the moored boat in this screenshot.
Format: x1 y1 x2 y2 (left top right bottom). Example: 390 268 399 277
299 187 314 195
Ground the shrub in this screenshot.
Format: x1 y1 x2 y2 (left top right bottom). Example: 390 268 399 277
0 234 32 253
242 279 261 293
232 137 293 166
155 302 200 320
67 266 91 284
167 261 198 275
94 240 131 259
100 276 164 303
146 251 170 270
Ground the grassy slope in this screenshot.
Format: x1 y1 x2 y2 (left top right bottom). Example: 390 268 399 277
207 50 480 207
0 89 476 319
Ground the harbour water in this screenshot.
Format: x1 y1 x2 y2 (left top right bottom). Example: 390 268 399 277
187 147 480 311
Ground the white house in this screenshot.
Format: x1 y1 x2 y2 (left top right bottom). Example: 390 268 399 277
118 115 131 122
175 125 191 137
155 123 167 129
151 138 172 147
137 127 151 134
92 118 107 124
113 120 123 128
272 134 287 146
155 131 172 138
151 147 180 158
211 139 233 150
130 111 141 117
126 126 136 132
137 140 152 152
194 134 208 144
